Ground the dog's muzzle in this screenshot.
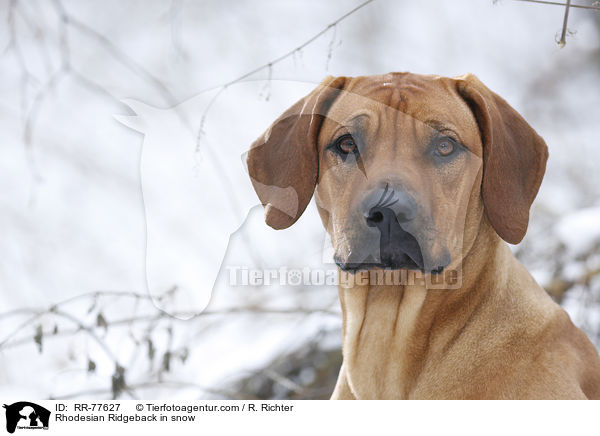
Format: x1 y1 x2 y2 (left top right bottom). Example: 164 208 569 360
335 184 442 274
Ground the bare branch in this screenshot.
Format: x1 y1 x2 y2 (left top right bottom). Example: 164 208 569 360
513 0 600 11
197 0 376 139
223 0 375 88
558 0 572 47
0 287 338 352
58 2 179 108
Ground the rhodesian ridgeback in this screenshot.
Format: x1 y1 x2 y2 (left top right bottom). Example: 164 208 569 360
246 72 600 399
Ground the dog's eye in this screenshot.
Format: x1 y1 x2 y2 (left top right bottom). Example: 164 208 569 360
435 138 456 157
335 135 358 155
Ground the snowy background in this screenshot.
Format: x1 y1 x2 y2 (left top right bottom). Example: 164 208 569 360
0 0 599 399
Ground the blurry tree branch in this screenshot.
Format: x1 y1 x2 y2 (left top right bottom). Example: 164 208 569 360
6 0 184 180
511 0 600 47
219 0 375 88
513 0 600 11
0 288 339 399
545 243 600 301
197 0 376 137
546 267 600 299
558 0 572 47
4 0 378 271
232 329 342 399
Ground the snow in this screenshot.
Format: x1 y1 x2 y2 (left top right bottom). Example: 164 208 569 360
555 206 600 257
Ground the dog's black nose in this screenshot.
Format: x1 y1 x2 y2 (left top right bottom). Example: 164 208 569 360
363 185 417 226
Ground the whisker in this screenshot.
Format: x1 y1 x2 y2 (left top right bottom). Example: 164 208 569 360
381 188 395 206
375 183 389 207
382 198 399 208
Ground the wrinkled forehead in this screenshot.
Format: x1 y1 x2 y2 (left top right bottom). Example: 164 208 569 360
323 73 482 154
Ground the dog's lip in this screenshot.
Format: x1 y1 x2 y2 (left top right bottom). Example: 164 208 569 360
335 259 447 275
335 222 449 275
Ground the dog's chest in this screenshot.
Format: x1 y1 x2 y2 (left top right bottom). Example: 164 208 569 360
341 284 428 399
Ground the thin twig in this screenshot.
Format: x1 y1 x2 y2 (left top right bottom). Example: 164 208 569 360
50 308 118 362
513 0 600 11
196 0 376 142
59 6 180 109
0 290 149 321
222 0 376 89
0 287 339 351
558 0 572 47
263 368 305 394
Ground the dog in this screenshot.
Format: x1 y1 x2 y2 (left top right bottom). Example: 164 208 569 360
246 72 600 399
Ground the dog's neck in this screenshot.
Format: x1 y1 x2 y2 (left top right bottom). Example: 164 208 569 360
336 220 516 399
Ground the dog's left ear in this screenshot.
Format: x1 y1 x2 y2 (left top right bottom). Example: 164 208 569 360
455 73 548 244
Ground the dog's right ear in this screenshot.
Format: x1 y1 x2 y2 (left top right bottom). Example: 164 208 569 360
455 73 548 244
247 76 346 229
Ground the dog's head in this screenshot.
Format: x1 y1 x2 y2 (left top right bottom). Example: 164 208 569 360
247 73 548 274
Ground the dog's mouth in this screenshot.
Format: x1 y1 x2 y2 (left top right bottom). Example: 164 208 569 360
335 236 429 274
335 254 446 275
336 258 425 274
335 209 447 275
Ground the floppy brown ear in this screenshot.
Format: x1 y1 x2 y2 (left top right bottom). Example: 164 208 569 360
247 76 346 229
456 74 548 244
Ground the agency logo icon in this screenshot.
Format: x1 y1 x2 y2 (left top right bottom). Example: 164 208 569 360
3 402 50 433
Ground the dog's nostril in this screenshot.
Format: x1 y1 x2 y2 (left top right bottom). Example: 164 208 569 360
366 208 385 226
370 210 384 223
